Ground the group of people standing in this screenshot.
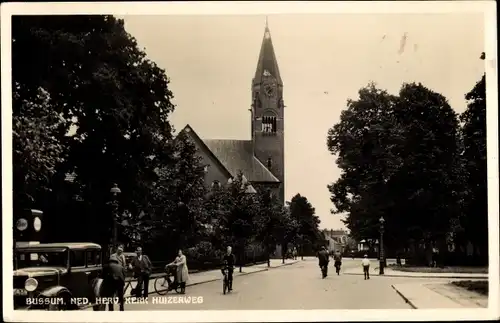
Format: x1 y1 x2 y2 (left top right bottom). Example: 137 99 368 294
102 244 153 311
102 245 190 311
100 245 234 311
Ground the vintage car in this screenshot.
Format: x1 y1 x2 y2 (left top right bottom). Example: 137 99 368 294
14 242 105 310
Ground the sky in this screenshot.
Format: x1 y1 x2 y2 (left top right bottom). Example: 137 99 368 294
121 13 485 230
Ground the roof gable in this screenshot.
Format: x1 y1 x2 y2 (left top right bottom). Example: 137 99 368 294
203 139 279 183
178 125 233 179
178 125 280 183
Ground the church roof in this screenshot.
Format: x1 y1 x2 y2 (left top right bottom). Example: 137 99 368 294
203 139 280 183
180 125 280 184
253 19 282 86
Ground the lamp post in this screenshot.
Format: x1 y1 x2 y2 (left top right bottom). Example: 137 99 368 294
379 216 385 275
110 183 121 253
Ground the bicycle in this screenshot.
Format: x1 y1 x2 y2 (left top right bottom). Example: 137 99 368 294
154 264 180 295
335 261 341 275
123 279 138 297
222 268 229 295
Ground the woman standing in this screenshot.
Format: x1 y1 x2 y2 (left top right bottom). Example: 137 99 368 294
171 249 189 294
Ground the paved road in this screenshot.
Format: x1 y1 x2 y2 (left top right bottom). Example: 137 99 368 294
123 258 453 310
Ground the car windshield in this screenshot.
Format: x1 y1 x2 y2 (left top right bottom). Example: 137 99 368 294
15 250 68 269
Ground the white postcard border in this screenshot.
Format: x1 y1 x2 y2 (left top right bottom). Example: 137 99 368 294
2 1 498 322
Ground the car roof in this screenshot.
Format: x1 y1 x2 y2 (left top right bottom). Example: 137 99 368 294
17 242 101 250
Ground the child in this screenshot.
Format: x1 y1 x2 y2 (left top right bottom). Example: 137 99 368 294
361 254 370 280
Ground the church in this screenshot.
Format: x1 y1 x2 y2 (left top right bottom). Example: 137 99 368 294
180 21 286 205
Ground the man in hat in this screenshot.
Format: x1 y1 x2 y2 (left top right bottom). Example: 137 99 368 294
317 246 329 278
129 246 152 297
105 252 126 311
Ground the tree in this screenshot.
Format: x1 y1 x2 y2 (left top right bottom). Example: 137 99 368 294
13 87 65 210
288 194 321 256
459 74 487 263
327 84 403 247
254 190 293 266
132 131 208 260
276 207 300 263
205 172 259 271
327 83 462 262
12 15 176 248
394 83 462 258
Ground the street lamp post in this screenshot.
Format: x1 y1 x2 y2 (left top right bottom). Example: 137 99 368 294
110 183 121 253
379 216 385 275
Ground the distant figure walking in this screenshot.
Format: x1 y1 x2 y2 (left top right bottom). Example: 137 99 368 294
317 246 329 278
361 254 370 280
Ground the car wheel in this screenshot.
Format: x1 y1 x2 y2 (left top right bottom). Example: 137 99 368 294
48 294 70 311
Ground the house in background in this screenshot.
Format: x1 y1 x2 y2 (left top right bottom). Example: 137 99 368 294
357 239 379 253
322 229 349 253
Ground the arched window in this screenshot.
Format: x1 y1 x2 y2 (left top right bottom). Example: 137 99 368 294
261 116 277 134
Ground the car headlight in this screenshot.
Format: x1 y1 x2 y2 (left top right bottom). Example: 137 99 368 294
25 278 38 292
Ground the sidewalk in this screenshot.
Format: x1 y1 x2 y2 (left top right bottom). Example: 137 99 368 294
123 258 299 298
343 266 488 279
392 282 488 309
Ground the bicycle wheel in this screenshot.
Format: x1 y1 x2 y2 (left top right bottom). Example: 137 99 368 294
222 277 227 295
123 281 132 296
154 276 169 295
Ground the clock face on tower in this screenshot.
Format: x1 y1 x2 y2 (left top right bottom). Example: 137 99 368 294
264 84 276 97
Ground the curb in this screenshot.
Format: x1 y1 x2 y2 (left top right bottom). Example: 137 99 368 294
344 272 487 279
391 285 417 309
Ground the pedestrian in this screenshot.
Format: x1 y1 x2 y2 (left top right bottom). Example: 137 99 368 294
105 252 126 311
169 249 189 294
292 247 297 260
317 246 329 278
110 244 127 268
129 246 152 298
361 254 370 280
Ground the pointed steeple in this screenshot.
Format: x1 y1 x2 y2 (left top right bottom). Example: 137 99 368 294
253 17 282 86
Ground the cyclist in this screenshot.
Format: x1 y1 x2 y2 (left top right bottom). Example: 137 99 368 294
333 250 342 275
221 246 236 291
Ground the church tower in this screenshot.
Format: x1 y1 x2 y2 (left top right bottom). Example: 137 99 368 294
251 18 285 204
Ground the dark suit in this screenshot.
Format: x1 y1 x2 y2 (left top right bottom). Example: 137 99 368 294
131 255 152 297
104 254 126 311
317 250 329 277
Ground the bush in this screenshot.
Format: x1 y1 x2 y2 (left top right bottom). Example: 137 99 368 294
185 241 224 262
452 280 488 296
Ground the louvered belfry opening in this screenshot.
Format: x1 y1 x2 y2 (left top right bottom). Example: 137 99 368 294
267 157 273 169
262 116 277 135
